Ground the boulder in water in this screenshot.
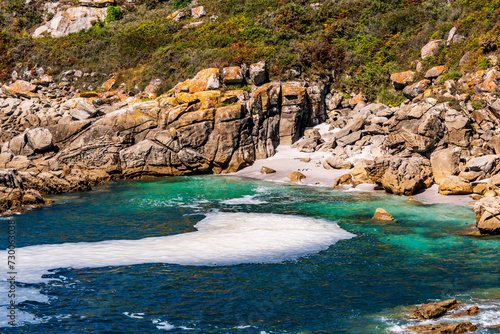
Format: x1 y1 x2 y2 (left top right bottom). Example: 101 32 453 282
409 299 461 320
372 208 394 221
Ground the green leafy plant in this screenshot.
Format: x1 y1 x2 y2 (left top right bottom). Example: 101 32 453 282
170 0 190 11
106 6 124 24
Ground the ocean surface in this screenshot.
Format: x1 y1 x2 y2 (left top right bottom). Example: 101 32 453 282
0 175 498 333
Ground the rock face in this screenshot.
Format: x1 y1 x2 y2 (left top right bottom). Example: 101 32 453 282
33 7 107 38
365 155 434 195
473 197 500 235
0 169 52 214
430 148 461 184
409 299 461 320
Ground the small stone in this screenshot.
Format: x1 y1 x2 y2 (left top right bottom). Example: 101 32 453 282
372 208 395 221
299 157 311 163
261 166 276 174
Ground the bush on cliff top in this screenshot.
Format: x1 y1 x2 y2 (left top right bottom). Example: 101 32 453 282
1 0 500 98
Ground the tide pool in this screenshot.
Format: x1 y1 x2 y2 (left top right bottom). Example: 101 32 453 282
0 175 498 333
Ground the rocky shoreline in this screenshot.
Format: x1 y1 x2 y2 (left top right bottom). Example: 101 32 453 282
2 57 500 235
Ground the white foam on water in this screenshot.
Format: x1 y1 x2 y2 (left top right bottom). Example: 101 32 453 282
0 212 354 329
123 312 145 319
0 212 354 283
153 319 175 331
221 195 267 205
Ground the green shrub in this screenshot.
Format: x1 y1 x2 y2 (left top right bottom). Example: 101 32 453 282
170 0 190 11
477 57 492 69
106 6 124 24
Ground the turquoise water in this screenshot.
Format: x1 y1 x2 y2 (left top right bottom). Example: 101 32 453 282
0 175 499 333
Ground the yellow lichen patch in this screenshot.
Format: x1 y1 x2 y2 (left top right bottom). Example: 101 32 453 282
215 103 245 122
195 91 221 109
176 92 199 105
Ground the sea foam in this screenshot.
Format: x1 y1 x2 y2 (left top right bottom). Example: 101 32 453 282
0 212 354 283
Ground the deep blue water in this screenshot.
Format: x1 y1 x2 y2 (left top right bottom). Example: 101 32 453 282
0 176 498 333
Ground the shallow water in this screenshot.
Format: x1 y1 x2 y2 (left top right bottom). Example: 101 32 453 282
0 175 498 333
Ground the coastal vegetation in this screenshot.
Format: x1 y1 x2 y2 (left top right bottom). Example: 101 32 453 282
0 0 500 103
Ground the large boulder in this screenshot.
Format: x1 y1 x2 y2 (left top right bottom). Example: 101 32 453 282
386 111 443 154
390 71 415 90
33 6 107 38
175 68 220 94
474 197 500 235
323 156 353 169
421 39 442 59
424 65 445 79
2 80 37 98
222 66 244 85
403 80 430 99
365 155 434 195
62 98 98 120
26 128 53 153
438 176 473 195
466 155 500 177
430 148 462 184
249 61 267 85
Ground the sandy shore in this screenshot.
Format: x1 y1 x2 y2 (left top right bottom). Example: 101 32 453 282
228 143 474 207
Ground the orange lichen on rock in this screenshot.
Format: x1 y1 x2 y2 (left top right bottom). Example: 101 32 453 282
222 66 244 85
2 80 37 96
478 68 499 92
101 78 115 91
390 70 415 89
424 65 445 79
